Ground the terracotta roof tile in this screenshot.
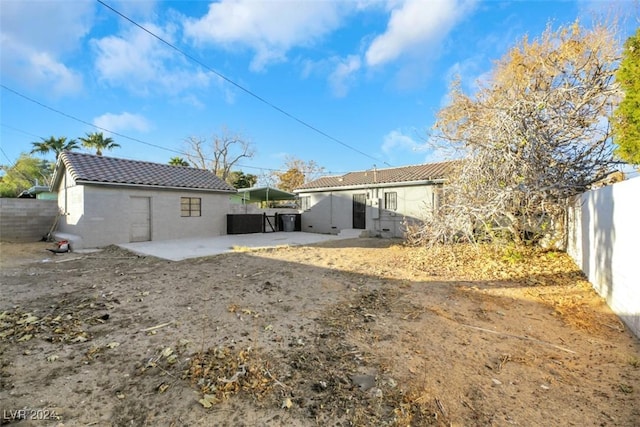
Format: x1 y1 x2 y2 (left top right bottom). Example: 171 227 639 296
296 161 455 191
58 151 235 192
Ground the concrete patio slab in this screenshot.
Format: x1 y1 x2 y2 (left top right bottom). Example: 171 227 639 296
117 231 357 261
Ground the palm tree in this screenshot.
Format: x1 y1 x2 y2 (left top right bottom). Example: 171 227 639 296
79 132 120 156
31 136 79 160
168 157 190 166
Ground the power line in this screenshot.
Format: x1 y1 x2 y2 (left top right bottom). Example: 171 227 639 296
95 0 391 168
1 84 185 154
0 145 46 186
0 122 41 139
0 84 284 173
0 146 17 165
0 85 352 177
1 86 359 177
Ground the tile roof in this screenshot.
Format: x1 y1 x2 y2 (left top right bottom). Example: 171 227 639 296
296 161 455 191
55 151 236 192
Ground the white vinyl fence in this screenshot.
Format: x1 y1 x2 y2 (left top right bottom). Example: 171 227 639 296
567 176 640 338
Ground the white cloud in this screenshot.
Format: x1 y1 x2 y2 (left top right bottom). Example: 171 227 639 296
382 129 422 153
365 0 477 67
183 0 345 71
28 52 84 95
384 129 456 164
420 149 450 164
328 55 362 97
92 23 214 96
0 0 93 95
444 55 493 95
112 0 159 19
93 112 151 134
381 129 452 165
0 0 94 54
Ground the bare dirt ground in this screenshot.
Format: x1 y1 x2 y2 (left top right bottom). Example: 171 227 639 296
1 238 639 426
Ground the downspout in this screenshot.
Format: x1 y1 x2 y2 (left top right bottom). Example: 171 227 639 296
330 192 333 229
63 170 68 215
372 166 377 233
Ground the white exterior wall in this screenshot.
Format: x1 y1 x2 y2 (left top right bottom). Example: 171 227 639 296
57 173 229 248
567 176 640 338
298 184 438 238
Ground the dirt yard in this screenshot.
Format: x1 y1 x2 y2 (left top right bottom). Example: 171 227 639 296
1 238 639 426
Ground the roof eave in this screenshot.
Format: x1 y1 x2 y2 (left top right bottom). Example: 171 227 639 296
294 178 446 193
50 156 68 192
74 180 238 193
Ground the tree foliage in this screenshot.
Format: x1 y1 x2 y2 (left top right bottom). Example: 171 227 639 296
79 132 120 156
31 136 79 160
414 22 621 247
276 168 305 192
613 27 640 165
184 128 255 182
274 156 325 192
168 157 190 166
0 154 52 197
227 171 258 189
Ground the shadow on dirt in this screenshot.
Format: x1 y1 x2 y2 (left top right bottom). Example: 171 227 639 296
1 241 639 426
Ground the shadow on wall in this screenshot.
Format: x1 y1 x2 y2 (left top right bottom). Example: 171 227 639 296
572 179 640 338
301 192 425 238
592 185 615 302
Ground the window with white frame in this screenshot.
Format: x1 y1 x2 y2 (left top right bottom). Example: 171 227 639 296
384 192 397 211
300 196 311 211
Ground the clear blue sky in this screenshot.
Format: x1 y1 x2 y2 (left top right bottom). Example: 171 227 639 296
1 0 637 180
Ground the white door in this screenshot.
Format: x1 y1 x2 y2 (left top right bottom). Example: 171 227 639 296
130 196 151 242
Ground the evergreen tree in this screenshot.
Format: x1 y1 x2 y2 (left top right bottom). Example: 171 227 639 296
613 28 640 165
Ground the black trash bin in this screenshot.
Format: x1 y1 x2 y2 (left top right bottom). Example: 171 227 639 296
281 214 296 232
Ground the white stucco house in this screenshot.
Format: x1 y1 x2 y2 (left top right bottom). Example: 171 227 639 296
293 162 453 238
51 151 236 249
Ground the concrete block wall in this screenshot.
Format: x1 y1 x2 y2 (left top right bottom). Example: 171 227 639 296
567 176 640 338
57 186 231 249
0 199 59 241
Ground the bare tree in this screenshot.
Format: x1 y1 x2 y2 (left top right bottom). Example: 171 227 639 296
183 128 255 182
413 21 622 247
183 136 209 170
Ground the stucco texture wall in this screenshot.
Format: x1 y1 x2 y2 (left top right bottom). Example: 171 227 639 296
299 184 436 238
57 184 229 249
567 176 640 338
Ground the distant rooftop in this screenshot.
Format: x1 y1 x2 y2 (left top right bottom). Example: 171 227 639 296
295 161 455 191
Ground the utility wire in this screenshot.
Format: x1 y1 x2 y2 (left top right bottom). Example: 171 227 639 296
1 84 184 155
0 145 46 187
0 122 41 139
1 85 350 176
96 0 391 168
0 84 284 173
